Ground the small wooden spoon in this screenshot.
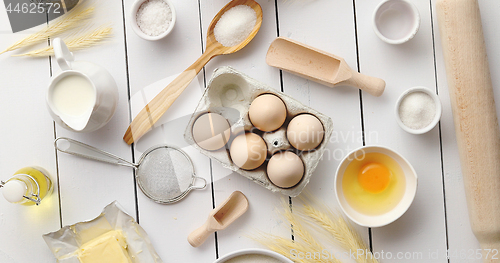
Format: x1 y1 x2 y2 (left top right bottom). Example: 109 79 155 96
266 37 385 97
123 0 263 144
188 191 249 247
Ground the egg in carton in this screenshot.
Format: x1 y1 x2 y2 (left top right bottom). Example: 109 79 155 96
184 66 333 197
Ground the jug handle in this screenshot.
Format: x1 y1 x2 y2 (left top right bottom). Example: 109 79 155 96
53 38 74 71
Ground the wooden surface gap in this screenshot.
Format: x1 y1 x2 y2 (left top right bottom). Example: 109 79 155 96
119 0 140 224
353 0 373 252
429 0 451 261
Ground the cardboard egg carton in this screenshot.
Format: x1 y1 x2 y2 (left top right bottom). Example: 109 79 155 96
184 66 333 197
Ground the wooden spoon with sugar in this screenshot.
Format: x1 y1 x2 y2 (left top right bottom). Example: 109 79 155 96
123 0 262 144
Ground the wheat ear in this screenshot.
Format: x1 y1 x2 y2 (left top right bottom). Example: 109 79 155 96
0 5 94 55
296 202 378 263
285 212 343 263
280 202 336 263
14 26 112 57
253 200 343 263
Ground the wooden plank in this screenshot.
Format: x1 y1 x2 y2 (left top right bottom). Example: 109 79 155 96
123 0 216 261
199 0 364 261
198 0 289 259
134 146 213 262
432 0 500 262
0 14 60 263
355 0 448 262
54 0 136 229
276 0 369 259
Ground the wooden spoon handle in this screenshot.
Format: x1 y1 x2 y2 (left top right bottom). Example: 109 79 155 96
123 50 216 145
123 69 197 144
188 222 214 247
341 71 385 97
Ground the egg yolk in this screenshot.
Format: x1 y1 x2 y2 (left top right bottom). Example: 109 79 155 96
358 162 391 193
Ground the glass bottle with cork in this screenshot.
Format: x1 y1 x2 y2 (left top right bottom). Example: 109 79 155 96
0 167 54 206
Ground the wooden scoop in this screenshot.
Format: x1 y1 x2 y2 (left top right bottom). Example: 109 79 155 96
188 191 249 247
123 0 263 144
266 37 385 97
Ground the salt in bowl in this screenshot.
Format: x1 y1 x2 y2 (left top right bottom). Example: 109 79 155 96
130 0 176 41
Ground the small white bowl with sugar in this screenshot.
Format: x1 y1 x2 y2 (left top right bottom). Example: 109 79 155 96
130 0 176 41
395 86 442 134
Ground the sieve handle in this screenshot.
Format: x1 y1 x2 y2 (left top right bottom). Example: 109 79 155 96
190 176 207 190
54 137 137 168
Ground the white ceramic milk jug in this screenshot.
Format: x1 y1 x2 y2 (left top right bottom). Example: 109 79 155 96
46 38 119 132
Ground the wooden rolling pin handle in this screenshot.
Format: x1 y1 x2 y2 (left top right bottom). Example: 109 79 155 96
188 221 213 247
342 70 386 97
436 0 500 261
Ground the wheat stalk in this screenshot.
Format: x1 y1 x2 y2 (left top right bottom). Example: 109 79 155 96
0 5 95 55
298 206 354 251
254 196 380 263
298 205 378 263
281 202 333 263
294 193 379 263
253 200 342 263
14 26 112 57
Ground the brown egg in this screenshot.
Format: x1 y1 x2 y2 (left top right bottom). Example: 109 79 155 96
249 94 287 132
192 113 231 151
229 133 267 170
287 114 324 151
267 151 304 188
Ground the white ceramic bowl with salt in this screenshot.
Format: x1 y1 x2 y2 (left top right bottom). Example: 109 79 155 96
395 86 442 134
130 0 176 41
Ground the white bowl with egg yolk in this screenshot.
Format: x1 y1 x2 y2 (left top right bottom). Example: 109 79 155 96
335 146 418 227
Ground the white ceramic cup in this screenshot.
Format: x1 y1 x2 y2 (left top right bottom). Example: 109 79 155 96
130 0 176 41
335 146 418 227
214 248 293 263
373 0 420 44
395 86 442 134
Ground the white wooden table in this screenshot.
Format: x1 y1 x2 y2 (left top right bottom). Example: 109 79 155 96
1 0 500 262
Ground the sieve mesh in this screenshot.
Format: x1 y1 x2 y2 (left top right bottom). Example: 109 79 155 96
136 146 195 203
54 137 204 204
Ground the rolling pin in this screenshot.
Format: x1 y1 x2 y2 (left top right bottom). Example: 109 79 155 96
436 0 500 261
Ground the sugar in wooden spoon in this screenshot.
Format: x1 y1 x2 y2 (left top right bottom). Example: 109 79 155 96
123 0 263 144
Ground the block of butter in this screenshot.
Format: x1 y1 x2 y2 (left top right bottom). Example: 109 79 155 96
44 201 162 263
78 230 132 263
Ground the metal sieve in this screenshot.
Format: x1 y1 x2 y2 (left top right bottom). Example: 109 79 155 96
54 137 206 204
